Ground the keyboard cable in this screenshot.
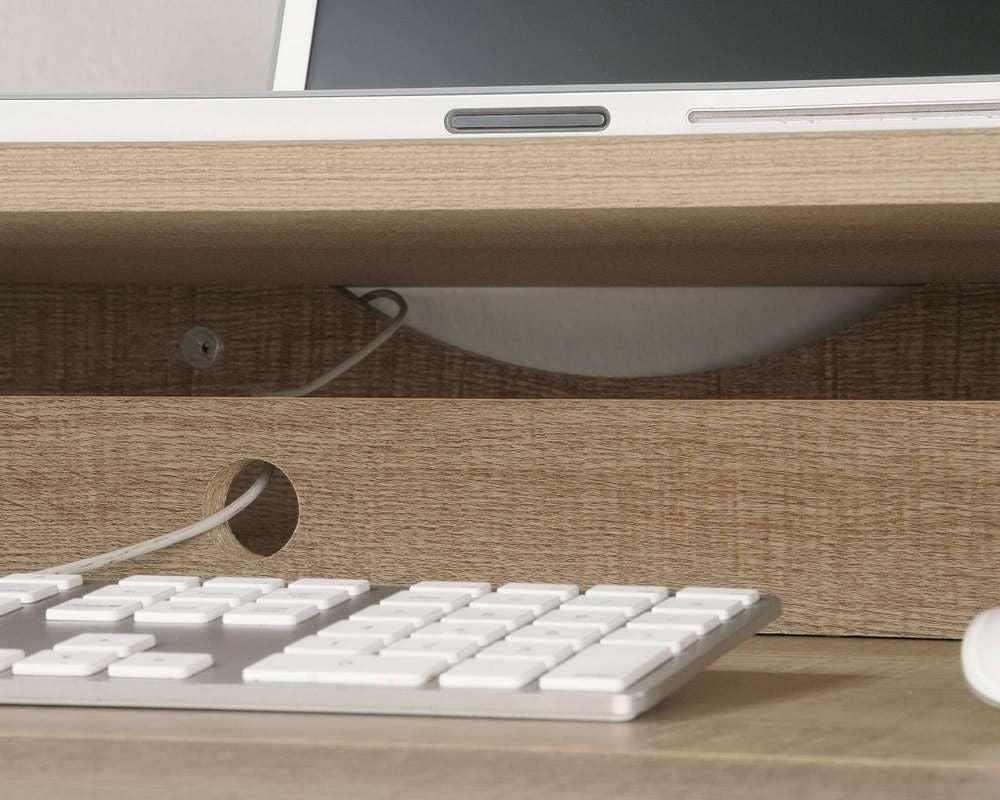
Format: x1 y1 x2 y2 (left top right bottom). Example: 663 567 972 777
37 289 408 575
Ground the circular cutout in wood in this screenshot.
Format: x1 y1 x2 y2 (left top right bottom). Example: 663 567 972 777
206 459 299 558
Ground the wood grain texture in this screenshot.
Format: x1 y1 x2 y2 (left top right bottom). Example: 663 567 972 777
0 283 997 399
8 131 1000 212
5 210 1000 285
1 398 997 637
5 132 1000 283
2 637 997 800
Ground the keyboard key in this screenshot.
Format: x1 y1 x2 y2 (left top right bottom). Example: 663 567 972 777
13 649 117 677
441 606 533 632
440 658 546 689
1 573 83 591
134 601 228 624
381 590 470 613
381 637 479 665
222 603 318 627
602 627 697 654
653 596 743 621
285 635 383 656
46 598 141 622
84 585 175 607
316 619 414 644
534 609 626 634
0 597 21 617
0 649 26 671
676 586 761 608
55 633 156 658
629 610 720 636
109 652 213 679
257 588 349 611
497 582 579 601
410 581 491 599
585 584 669 603
350 605 443 627
243 653 448 687
119 575 201 591
477 640 574 669
288 578 369 597
0 582 58 604
171 587 262 608
203 576 285 594
506 624 601 652
412 621 508 647
560 595 651 618
539 644 673 692
470 592 560 616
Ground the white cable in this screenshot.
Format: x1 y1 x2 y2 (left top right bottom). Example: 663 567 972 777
37 289 407 575
40 465 275 575
258 289 408 397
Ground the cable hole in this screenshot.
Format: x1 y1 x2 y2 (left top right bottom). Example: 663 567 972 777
206 460 299 558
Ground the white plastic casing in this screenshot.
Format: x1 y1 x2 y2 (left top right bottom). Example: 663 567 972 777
962 609 1000 708
4 79 1000 143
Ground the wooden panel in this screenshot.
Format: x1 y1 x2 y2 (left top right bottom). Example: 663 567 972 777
8 132 1000 212
1 398 997 637
4 132 1000 284
2 638 997 800
3 207 1000 286
0 283 997 399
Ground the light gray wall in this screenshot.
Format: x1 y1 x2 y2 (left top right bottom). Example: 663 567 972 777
0 0 280 92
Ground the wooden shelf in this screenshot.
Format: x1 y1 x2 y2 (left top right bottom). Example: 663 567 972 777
2 397 998 638
1 132 996 798
3 130 1000 284
2 637 993 799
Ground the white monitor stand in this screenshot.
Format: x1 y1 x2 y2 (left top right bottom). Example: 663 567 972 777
355 287 909 378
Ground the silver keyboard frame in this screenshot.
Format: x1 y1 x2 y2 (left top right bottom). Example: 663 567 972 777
0 583 781 721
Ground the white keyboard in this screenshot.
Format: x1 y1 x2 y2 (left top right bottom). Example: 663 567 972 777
0 574 779 721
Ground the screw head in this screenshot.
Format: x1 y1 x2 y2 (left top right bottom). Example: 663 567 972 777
180 326 223 369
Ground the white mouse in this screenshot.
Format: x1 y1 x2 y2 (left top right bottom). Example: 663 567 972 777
962 608 1000 707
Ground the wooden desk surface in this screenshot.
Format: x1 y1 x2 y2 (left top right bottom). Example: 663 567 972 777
3 636 997 799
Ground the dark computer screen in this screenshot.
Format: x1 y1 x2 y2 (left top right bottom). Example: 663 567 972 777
306 0 1000 90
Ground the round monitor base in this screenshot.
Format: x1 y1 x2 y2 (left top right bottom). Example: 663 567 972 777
353 287 911 379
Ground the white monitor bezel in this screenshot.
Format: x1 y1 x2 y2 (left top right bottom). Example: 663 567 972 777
272 0 317 91
9 1 1000 143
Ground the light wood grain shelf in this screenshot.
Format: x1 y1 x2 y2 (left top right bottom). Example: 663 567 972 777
2 397 998 638
0 134 997 642
3 130 1000 285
